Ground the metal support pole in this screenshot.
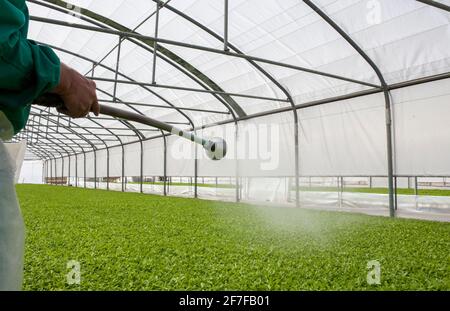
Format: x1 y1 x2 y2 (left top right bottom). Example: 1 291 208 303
75 153 78 187
414 176 418 196
30 15 378 89
113 37 122 101
224 0 229 51
235 123 240 202
106 147 110 191
92 60 102 189
384 91 396 216
240 177 244 200
140 141 144 193
152 1 160 84
50 159 52 184
121 146 125 192
416 0 450 12
90 76 288 103
414 176 419 210
68 155 71 186
338 176 342 208
302 0 396 216
162 134 167 196
394 176 398 210
83 152 87 188
56 158 59 185
194 137 198 198
286 177 290 202
42 161 45 184
61 157 64 186
54 158 57 185
94 150 97 189
294 123 300 207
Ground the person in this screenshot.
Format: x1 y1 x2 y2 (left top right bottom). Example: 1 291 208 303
0 0 99 290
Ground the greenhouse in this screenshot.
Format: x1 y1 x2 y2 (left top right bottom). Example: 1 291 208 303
1 0 449 292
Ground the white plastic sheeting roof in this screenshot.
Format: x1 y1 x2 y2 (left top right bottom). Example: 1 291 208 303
16 0 450 158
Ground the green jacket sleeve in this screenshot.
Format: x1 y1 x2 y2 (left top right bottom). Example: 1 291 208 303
0 0 60 136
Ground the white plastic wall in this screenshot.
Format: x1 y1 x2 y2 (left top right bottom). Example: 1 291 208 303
393 79 450 175
142 138 165 176
50 78 450 179
18 160 43 184
46 78 450 217
299 92 387 176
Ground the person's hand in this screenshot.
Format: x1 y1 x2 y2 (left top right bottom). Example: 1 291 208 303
50 63 100 118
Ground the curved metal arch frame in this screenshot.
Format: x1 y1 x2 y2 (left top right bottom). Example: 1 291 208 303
36 107 123 190
34 42 230 163
31 58 177 195
24 46 147 191
128 1 298 203
26 53 169 194
22 131 78 184
34 22 238 192
28 0 238 199
35 39 219 198
29 4 306 202
158 0 301 205
28 118 93 186
39 42 199 128
49 114 110 189
29 0 380 90
26 119 86 155
28 106 110 152
29 15 381 90
114 33 242 199
17 126 75 184
92 88 142 193
17 0 445 211
31 106 107 150
26 1 388 203
28 0 385 135
29 106 111 188
416 0 450 12
303 0 397 216
25 115 87 159
29 0 247 118
39 42 205 196
15 132 71 160
93 69 194 195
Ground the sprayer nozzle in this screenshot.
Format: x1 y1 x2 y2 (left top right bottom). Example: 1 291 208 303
204 137 227 160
